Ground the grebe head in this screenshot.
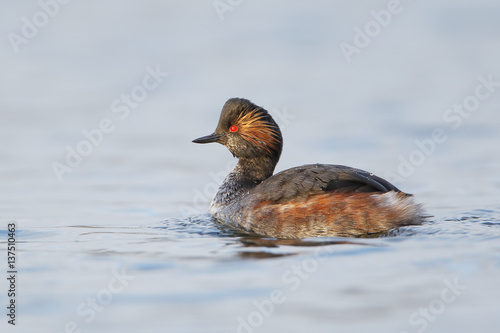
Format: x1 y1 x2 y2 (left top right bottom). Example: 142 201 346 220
193 98 283 161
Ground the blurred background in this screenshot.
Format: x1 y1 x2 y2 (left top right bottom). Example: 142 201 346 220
1 1 500 332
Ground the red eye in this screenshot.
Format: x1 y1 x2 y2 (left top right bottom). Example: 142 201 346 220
229 125 238 132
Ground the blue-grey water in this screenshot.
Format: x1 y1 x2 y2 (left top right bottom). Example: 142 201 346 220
1 1 500 332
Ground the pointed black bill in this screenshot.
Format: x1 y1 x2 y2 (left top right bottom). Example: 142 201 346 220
192 133 222 144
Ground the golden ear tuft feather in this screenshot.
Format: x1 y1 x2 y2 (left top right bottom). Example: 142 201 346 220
234 108 280 154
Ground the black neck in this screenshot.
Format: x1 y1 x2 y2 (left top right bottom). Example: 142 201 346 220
212 155 279 208
233 156 278 188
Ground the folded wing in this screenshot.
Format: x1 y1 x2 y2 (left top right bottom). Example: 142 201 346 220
253 164 406 202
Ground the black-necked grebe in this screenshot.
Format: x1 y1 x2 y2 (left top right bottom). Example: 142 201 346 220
193 98 423 239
